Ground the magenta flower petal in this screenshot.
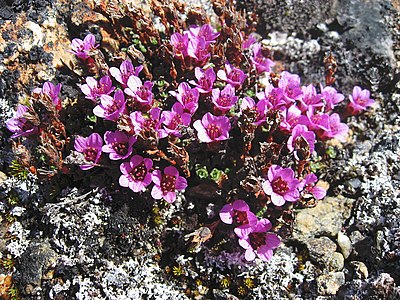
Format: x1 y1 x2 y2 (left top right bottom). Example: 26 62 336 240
219 204 234 224
151 185 163 199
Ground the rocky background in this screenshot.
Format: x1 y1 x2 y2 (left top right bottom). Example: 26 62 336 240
0 0 399 299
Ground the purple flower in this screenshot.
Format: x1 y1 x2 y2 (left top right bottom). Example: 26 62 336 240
217 61 247 87
188 24 220 43
187 37 210 65
189 67 216 94
102 130 136 160
169 82 199 115
320 85 344 112
242 33 257 50
238 219 281 262
219 200 258 238
240 97 270 126
6 105 38 138
297 84 323 112
33 82 62 110
193 112 231 143
119 155 153 192
93 90 126 121
347 86 375 115
320 113 349 142
68 33 98 60
251 43 275 74
299 173 326 200
160 103 191 138
262 165 300 206
74 133 103 170
151 166 188 203
130 107 164 139
80 76 115 102
256 83 286 110
287 124 316 160
170 32 189 57
298 108 330 133
124 75 154 109
279 105 302 133
278 71 303 102
211 84 238 114
109 60 143 88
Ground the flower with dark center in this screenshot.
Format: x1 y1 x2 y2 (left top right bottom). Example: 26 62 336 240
219 200 258 238
119 155 153 192
262 165 300 206
211 84 238 114
193 112 231 143
102 131 136 160
238 219 280 261
151 166 187 203
74 133 103 170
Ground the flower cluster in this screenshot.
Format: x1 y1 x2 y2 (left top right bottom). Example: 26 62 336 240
6 22 375 264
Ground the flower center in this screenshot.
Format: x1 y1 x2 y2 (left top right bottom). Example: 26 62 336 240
137 86 151 100
112 142 128 156
249 232 266 249
218 95 231 107
199 76 211 90
130 162 147 181
234 210 248 226
207 123 221 140
169 114 182 129
229 70 241 82
84 147 98 162
161 174 176 193
271 176 289 195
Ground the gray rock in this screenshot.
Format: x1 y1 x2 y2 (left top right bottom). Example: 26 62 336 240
337 232 352 259
293 196 354 240
306 236 337 266
14 240 57 292
317 272 345 295
329 252 345 271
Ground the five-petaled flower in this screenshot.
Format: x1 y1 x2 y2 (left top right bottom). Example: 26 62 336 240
211 84 238 114
80 76 115 102
219 200 258 238
119 155 153 192
217 61 247 87
238 218 281 261
287 124 316 160
6 104 38 138
347 86 375 115
93 90 126 121
102 130 136 160
68 33 98 60
170 82 199 115
299 173 326 200
251 43 275 74
33 81 62 110
74 133 103 170
109 60 143 88
193 112 231 143
262 165 300 206
189 67 216 94
151 166 187 203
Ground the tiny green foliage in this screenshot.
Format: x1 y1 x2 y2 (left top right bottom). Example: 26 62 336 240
195 164 209 179
326 146 337 158
9 160 28 180
210 168 223 182
172 265 185 276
